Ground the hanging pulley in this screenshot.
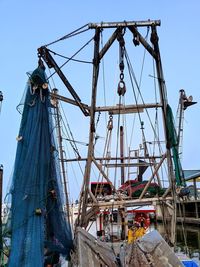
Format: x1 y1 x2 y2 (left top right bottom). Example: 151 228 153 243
117 29 126 96
107 115 113 130
118 80 126 96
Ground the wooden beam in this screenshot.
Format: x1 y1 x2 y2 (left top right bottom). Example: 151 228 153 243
80 28 101 227
95 103 162 113
88 196 173 209
50 92 89 111
139 153 167 199
99 28 120 60
88 20 161 29
92 156 122 200
38 46 89 116
128 26 157 59
103 162 153 168
63 155 164 162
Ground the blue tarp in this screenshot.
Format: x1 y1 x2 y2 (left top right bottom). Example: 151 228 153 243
182 260 199 267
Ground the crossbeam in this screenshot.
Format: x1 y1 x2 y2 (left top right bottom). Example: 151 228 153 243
63 155 164 162
88 196 173 209
95 103 162 114
38 47 89 116
88 20 161 29
50 92 89 111
103 162 154 168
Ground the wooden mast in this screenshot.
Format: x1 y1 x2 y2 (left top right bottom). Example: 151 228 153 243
0 165 3 262
150 25 177 245
53 89 70 222
120 126 125 185
79 28 101 227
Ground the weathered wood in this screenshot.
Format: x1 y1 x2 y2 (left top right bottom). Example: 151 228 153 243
88 20 161 29
139 153 167 199
80 28 101 227
63 155 163 162
128 25 157 59
99 28 121 60
92 156 122 200
50 92 89 111
54 89 70 222
95 103 162 113
88 196 173 209
103 162 153 168
38 47 89 116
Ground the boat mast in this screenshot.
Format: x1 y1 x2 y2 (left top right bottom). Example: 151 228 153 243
79 28 101 227
53 88 70 222
120 126 125 185
150 25 177 245
176 89 197 160
0 165 3 262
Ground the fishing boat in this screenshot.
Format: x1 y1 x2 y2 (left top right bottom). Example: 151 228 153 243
2 20 199 266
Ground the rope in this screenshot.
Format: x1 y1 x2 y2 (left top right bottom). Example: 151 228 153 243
47 36 94 80
44 24 89 47
177 201 189 255
100 30 108 126
125 50 155 179
94 116 113 198
109 95 123 247
60 103 81 159
47 49 92 64
129 27 148 148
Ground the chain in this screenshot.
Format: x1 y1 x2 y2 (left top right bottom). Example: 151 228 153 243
117 29 126 96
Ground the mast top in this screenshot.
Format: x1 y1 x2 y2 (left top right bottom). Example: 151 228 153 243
88 20 161 29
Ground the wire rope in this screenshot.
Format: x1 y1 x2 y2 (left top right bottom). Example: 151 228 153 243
100 30 108 126
44 24 89 47
125 51 155 177
47 36 94 80
47 49 92 64
129 28 149 148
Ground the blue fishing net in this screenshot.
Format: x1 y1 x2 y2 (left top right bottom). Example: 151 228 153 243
7 66 73 267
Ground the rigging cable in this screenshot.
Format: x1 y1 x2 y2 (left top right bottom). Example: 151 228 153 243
47 36 94 80
152 59 167 186
47 49 92 64
47 67 83 195
100 30 108 126
94 115 113 198
60 103 81 159
129 27 149 148
125 50 167 180
125 50 153 169
44 23 89 47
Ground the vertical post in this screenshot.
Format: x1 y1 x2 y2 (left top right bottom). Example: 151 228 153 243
120 126 125 185
119 207 125 240
0 165 3 263
79 28 101 227
151 25 177 245
53 89 70 222
194 178 197 200
177 90 184 146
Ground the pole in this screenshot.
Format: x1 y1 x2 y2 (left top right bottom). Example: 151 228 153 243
79 28 101 227
0 165 3 263
53 89 70 222
151 25 177 245
120 126 125 185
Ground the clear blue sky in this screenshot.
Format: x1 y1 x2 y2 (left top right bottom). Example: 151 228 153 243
0 0 200 196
